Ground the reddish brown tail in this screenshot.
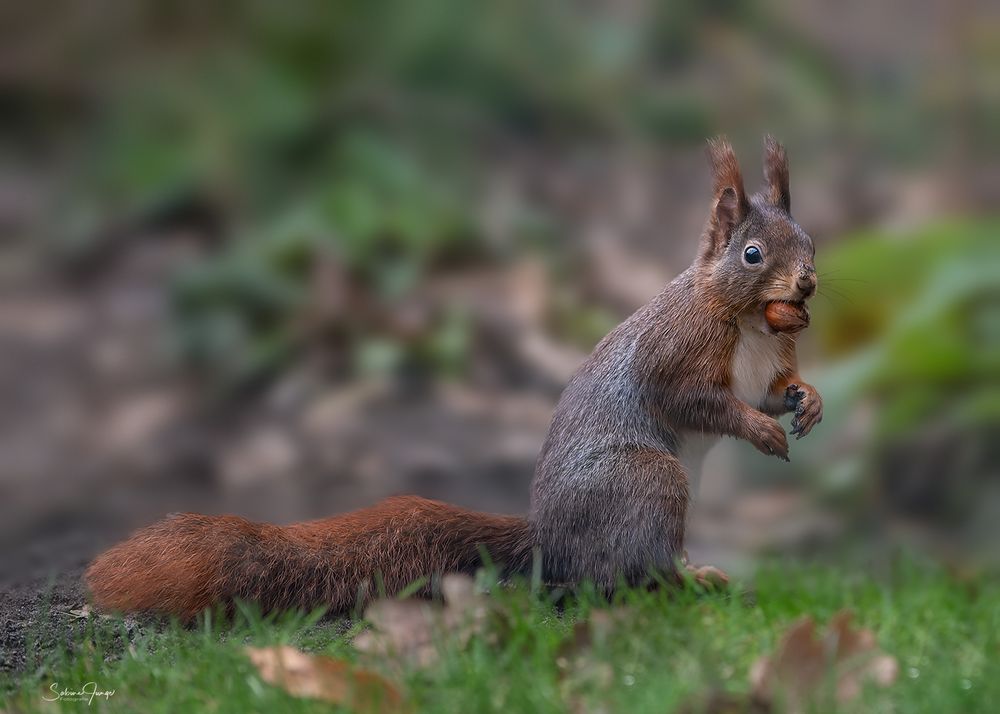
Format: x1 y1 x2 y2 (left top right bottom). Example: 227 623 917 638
85 496 532 620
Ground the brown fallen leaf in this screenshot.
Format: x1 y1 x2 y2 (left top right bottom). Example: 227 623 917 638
353 599 441 668
749 610 898 713
747 617 825 711
682 610 898 714
825 611 899 701
353 574 493 668
246 645 404 713
57 604 115 622
61 605 93 619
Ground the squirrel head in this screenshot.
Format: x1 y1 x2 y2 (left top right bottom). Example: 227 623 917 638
697 135 816 316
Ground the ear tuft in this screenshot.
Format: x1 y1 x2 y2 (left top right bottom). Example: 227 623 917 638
706 137 747 201
763 134 790 212
701 137 748 260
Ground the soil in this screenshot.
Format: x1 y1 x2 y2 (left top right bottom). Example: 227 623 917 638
1 567 88 676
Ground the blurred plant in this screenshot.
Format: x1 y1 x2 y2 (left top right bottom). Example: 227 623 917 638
170 129 484 387
48 0 910 257
24 0 997 393
781 220 999 552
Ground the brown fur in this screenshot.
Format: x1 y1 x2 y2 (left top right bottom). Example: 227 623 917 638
86 135 823 618
763 134 791 212
86 496 531 620
702 137 750 263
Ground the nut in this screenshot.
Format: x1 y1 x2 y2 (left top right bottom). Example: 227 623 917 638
765 301 809 333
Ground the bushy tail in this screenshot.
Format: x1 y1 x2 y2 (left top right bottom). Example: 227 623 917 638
85 496 532 620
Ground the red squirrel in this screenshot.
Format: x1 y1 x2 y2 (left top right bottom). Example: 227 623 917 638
86 136 822 620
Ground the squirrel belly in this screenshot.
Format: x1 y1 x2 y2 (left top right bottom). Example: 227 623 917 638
85 496 531 620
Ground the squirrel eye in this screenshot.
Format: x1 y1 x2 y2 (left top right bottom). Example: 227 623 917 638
744 245 763 264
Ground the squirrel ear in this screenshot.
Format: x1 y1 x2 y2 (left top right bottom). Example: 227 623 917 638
763 134 790 212
702 137 748 259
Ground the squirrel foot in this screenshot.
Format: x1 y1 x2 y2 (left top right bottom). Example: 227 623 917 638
681 552 730 589
686 564 730 589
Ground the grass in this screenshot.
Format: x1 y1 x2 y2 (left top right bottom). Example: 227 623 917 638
4 560 999 713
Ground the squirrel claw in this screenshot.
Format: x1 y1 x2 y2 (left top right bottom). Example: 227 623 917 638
785 383 822 439
783 384 803 412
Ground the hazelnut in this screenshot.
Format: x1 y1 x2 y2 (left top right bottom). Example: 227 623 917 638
765 301 809 333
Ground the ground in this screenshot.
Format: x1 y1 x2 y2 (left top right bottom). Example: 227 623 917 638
2 561 998 713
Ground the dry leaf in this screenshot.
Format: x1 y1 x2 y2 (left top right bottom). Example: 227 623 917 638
246 645 403 712
64 605 93 619
58 604 113 621
749 610 898 712
354 599 440 668
353 573 492 668
825 611 899 701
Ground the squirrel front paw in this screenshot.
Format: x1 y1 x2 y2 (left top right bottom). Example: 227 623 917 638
747 411 789 461
784 384 823 439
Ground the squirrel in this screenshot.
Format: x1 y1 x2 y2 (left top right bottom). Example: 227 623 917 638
86 135 822 620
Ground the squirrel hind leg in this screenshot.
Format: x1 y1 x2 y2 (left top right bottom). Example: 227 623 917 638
532 448 690 592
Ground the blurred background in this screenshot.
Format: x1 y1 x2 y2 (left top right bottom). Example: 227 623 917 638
1 0 998 584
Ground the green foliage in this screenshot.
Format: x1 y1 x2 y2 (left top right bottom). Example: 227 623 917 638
767 220 999 531
811 219 999 436
170 129 481 386
39 2 998 392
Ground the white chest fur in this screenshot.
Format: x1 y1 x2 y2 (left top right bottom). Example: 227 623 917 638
678 315 784 500
677 430 718 499
730 319 783 407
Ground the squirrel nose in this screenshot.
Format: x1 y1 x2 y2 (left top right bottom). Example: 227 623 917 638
796 265 816 298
